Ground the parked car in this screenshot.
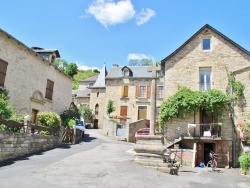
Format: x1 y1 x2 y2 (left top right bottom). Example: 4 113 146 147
134 128 150 142
74 120 85 137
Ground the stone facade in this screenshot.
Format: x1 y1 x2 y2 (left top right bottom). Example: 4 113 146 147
103 65 164 135
161 24 250 167
0 29 72 118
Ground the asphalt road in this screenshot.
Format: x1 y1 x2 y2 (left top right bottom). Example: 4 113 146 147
0 129 250 188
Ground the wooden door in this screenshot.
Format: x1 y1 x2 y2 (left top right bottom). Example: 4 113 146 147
196 142 204 166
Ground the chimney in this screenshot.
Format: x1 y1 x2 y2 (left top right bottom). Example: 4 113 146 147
112 64 119 67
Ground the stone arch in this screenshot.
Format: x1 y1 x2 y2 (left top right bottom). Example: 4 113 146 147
30 90 45 104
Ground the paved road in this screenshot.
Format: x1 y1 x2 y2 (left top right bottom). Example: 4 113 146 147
0 129 250 188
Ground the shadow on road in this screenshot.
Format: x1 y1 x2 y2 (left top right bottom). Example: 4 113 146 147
82 133 97 143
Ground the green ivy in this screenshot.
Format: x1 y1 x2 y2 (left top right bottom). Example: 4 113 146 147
159 87 229 125
226 74 244 100
239 152 250 174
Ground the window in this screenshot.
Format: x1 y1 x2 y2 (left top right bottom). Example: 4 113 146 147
202 38 211 50
45 79 54 100
157 86 164 98
95 104 99 115
200 68 212 91
89 83 94 87
121 85 128 98
97 92 99 97
0 59 8 87
124 70 129 77
157 106 161 116
120 106 128 122
138 106 147 120
135 86 151 98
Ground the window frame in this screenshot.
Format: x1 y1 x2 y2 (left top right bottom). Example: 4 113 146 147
202 38 211 51
199 68 212 91
157 86 164 98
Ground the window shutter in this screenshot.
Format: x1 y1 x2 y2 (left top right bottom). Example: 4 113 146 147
45 79 54 100
120 106 127 116
0 59 8 86
124 86 128 97
121 86 125 98
135 86 139 98
147 86 151 98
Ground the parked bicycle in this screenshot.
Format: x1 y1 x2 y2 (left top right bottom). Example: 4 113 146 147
207 150 218 171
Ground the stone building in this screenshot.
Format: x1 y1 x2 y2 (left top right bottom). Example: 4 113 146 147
0 29 72 123
161 24 250 167
89 64 107 129
72 74 98 107
103 64 164 134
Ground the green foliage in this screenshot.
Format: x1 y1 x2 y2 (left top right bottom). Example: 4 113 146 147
129 58 153 66
67 119 76 129
55 59 68 71
239 152 250 174
79 106 93 120
39 130 51 135
0 93 13 119
60 108 80 126
73 70 98 89
107 100 115 115
226 73 244 100
65 63 78 77
159 87 229 125
37 111 61 128
93 69 100 73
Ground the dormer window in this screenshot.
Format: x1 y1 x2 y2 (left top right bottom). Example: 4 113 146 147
124 69 129 77
202 38 211 51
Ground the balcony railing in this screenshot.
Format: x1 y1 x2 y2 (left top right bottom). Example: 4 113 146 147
166 123 222 139
199 82 212 91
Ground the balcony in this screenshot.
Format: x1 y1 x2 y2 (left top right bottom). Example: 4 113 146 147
166 123 222 140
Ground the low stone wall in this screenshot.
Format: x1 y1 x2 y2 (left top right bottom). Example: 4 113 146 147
0 126 64 162
127 119 149 142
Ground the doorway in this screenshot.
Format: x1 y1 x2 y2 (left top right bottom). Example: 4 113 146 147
94 119 98 129
204 143 215 164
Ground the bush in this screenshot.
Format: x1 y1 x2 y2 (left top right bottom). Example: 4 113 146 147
239 152 250 174
0 93 13 119
66 119 76 129
37 111 61 128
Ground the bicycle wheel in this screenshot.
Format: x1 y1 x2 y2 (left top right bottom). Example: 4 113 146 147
207 160 217 171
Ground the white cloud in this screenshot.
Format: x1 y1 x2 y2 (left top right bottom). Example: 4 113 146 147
127 53 153 61
136 8 155 25
76 62 100 71
86 0 135 28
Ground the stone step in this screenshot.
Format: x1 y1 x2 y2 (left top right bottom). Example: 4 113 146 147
135 160 173 167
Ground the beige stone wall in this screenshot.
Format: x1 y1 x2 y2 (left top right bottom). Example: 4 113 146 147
0 31 72 116
89 88 106 128
163 28 250 139
104 77 164 124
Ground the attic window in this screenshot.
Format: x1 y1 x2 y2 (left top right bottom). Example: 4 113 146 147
124 69 129 77
202 38 211 50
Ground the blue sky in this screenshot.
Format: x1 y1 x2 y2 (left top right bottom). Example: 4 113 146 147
1 0 250 71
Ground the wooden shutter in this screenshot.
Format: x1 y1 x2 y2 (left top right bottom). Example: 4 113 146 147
146 86 151 98
121 86 125 98
0 59 8 86
135 86 139 98
124 86 128 97
45 79 54 100
120 106 127 116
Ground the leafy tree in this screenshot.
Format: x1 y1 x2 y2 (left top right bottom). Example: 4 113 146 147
93 69 100 73
55 59 68 71
79 106 94 121
65 63 78 77
107 100 115 115
129 58 153 66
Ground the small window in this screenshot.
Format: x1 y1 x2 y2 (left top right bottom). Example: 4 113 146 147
97 92 99 97
200 68 212 91
89 83 94 87
202 38 211 50
135 86 151 98
124 70 129 77
95 104 99 115
157 86 164 98
45 79 54 100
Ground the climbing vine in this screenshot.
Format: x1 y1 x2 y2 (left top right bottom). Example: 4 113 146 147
226 68 244 101
159 86 229 126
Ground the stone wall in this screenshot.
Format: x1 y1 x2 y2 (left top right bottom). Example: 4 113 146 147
0 126 64 162
0 30 72 116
